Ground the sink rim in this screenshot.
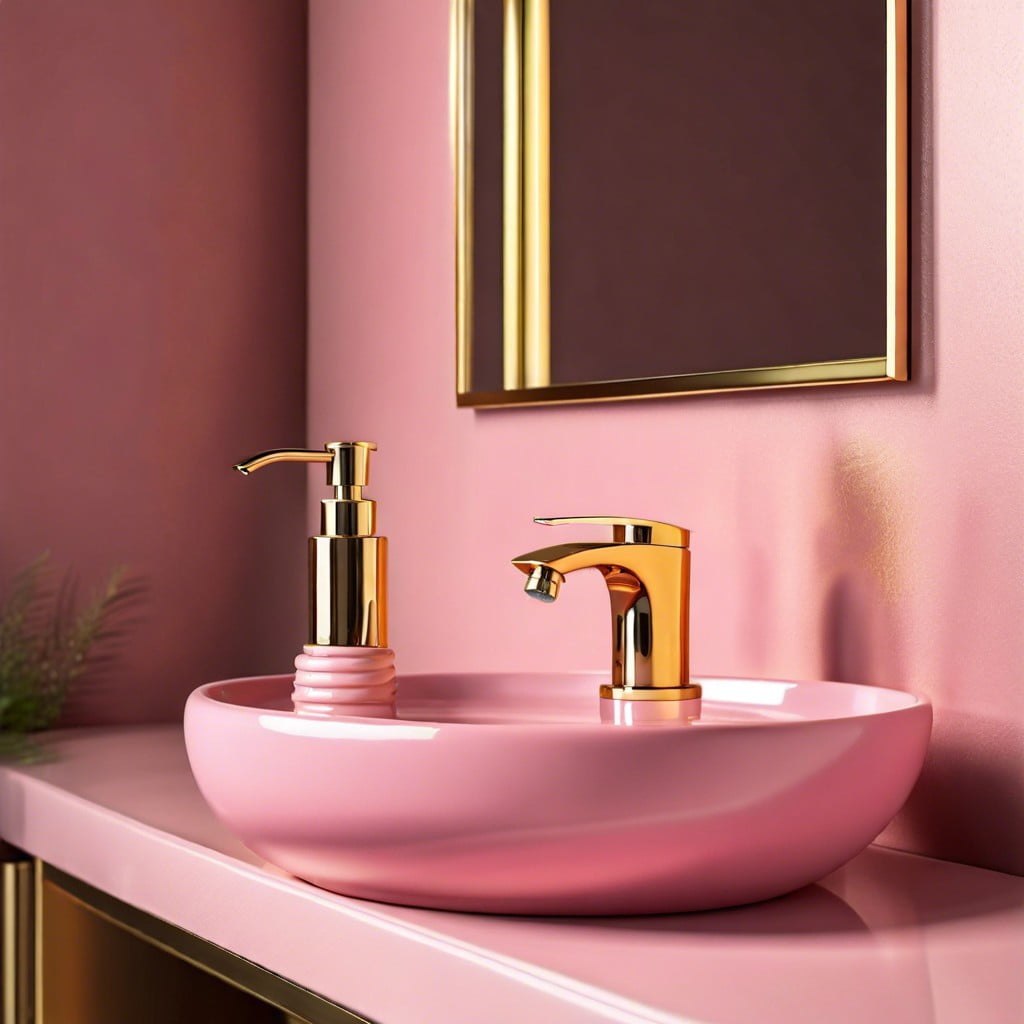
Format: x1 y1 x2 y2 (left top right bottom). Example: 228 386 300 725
190 671 929 733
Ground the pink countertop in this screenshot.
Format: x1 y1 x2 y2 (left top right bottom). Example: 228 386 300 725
0 726 1021 1024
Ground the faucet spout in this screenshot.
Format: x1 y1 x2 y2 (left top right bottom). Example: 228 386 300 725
511 541 612 577
511 519 699 702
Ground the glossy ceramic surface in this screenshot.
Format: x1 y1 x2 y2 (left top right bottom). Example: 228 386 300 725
184 673 931 915
292 644 396 717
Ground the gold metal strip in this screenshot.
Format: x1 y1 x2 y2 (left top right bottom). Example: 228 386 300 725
33 860 41 1024
40 864 372 1024
453 0 472 394
521 0 550 388
1 865 17 1024
503 0 525 389
458 357 895 408
887 0 909 380
1 854 34 1024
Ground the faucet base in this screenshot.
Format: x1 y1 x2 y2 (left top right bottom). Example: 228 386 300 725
599 697 702 724
599 683 703 701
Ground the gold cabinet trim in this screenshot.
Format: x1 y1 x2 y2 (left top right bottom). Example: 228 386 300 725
1 853 34 1024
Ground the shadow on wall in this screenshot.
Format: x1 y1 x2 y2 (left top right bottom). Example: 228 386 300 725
818 441 1024 875
904 712 1024 875
909 0 935 396
900 495 1024 874
818 439 907 689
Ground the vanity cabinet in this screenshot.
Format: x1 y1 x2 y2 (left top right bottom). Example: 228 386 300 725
0 853 365 1024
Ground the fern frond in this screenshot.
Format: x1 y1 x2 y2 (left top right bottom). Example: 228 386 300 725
0 557 143 754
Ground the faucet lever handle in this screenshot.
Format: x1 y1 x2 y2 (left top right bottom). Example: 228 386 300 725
534 516 689 548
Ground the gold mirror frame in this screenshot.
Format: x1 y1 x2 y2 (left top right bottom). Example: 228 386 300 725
453 0 908 408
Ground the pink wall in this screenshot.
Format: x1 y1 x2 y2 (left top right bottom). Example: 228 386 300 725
0 0 309 723
310 1 1024 876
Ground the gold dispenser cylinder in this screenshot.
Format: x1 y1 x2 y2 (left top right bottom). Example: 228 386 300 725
309 533 387 647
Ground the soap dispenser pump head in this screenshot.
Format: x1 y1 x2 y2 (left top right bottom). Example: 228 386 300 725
320 441 377 538
324 440 374 496
234 441 378 538
233 441 387 647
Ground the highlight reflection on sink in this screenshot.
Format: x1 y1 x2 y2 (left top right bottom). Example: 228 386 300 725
184 672 930 915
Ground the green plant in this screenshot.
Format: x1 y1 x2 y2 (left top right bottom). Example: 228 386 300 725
0 554 141 757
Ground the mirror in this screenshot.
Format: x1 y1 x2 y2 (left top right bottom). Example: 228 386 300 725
454 0 907 408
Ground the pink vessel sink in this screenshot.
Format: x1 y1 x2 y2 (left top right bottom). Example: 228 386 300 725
184 673 930 916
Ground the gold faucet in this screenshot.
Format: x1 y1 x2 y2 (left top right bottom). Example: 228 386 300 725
512 517 700 702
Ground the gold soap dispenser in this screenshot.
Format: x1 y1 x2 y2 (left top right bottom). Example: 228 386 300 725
234 441 396 718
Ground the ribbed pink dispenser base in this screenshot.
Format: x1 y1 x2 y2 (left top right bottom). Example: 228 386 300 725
292 645 396 718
